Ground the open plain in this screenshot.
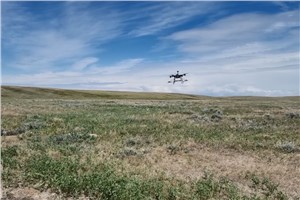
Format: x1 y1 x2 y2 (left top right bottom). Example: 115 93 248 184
1 86 300 199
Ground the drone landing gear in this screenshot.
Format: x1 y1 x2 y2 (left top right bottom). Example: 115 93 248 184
168 79 188 84
180 78 188 84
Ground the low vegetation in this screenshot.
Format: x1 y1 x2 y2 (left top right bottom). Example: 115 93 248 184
1 86 299 199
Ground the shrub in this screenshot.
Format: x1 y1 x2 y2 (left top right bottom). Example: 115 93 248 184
275 141 298 153
1 145 19 169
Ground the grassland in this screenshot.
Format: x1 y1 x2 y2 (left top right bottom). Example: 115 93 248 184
1 86 300 199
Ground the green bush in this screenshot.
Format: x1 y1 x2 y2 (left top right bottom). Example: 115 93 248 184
1 145 19 169
194 173 240 199
24 155 168 199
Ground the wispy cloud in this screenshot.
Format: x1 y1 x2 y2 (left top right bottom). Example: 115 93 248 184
2 58 144 87
71 57 99 71
3 2 216 72
166 10 299 74
89 58 144 75
127 2 218 37
168 10 299 54
2 2 122 72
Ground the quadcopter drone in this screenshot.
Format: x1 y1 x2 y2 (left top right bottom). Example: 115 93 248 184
168 70 188 84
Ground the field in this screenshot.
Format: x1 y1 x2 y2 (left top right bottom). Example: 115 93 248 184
1 86 300 199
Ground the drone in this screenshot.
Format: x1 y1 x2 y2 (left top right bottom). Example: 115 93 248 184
168 70 188 84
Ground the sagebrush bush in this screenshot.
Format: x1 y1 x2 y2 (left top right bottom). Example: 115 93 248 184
275 141 297 153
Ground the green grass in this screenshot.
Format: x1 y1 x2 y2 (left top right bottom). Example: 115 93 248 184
3 152 288 200
1 86 299 199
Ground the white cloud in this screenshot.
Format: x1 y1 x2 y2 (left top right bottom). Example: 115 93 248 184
127 2 218 37
2 58 144 87
168 10 299 55
201 84 295 97
272 2 290 11
2 2 123 71
11 31 91 71
71 57 99 71
89 58 144 74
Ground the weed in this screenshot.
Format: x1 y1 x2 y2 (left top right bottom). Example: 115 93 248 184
47 132 96 146
245 173 288 200
23 155 170 199
119 147 139 157
195 173 219 199
194 172 240 200
167 144 181 155
26 135 46 152
1 145 19 169
286 112 300 119
275 141 298 153
126 137 141 147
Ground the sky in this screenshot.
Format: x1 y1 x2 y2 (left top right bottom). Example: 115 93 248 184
1 1 300 96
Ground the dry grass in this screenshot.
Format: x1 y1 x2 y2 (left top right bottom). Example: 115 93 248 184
114 141 300 197
1 86 299 199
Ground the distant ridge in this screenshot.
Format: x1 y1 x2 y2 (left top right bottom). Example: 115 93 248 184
2 85 298 100
1 85 202 100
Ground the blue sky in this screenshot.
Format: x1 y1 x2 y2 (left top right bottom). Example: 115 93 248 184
2 1 300 96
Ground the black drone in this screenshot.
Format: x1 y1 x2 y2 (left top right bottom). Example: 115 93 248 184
168 71 188 84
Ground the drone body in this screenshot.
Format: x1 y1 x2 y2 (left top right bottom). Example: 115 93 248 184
168 71 188 84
